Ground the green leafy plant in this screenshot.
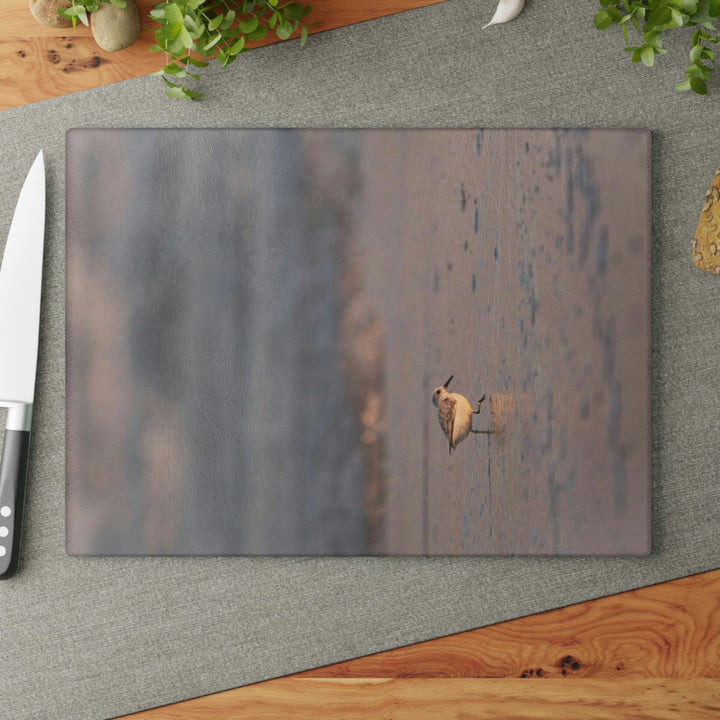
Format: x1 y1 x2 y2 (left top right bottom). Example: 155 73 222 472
58 0 315 100
594 0 720 95
149 0 314 99
58 0 127 27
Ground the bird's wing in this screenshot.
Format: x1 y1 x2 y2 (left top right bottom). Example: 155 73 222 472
437 395 456 454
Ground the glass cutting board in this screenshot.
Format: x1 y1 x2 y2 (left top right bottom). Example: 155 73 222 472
65 128 651 556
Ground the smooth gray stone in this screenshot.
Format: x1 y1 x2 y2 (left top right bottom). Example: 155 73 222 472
1 1 719 718
90 0 141 53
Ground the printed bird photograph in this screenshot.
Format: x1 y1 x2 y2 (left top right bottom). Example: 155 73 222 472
66 128 651 559
432 375 492 454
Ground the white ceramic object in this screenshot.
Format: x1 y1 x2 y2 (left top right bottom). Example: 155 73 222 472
482 0 526 29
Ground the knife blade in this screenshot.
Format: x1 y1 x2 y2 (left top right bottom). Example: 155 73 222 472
0 151 45 579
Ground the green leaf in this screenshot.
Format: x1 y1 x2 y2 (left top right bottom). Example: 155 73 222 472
268 12 278 29
284 3 306 19
220 9 236 29
208 14 223 31
179 24 194 49
690 75 708 92
685 62 709 77
163 63 186 76
711 0 720 15
607 6 623 20
203 32 223 51
61 4 90 25
668 7 684 25
108 0 127 7
642 30 663 47
674 78 693 90
169 36 186 54
187 56 210 67
159 22 181 45
300 23 308 45
245 25 268 40
238 16 259 33
229 36 246 54
165 86 187 99
166 85 202 100
275 19 294 39
640 44 655 66
673 1 699 12
196 43 215 58
653 5 673 27
184 14 202 37
594 9 613 29
164 2 184 25
690 43 704 60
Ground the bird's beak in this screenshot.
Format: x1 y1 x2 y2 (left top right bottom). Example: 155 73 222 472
443 375 453 388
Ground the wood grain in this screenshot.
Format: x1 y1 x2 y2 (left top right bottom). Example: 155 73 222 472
1 0 447 110
117 569 720 718
300 569 720 679
123 679 720 719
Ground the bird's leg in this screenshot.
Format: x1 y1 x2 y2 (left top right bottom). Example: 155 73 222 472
471 394 487 414
471 394 493 433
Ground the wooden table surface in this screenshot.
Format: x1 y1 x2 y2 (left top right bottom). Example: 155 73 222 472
1 0 446 110
4 3 718 718
120 569 720 719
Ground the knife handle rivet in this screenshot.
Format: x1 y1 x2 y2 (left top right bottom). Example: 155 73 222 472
0 506 10 517
0 527 7 537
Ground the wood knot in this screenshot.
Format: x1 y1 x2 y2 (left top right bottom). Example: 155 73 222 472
558 655 581 673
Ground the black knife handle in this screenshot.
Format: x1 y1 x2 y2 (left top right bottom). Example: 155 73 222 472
0 430 30 578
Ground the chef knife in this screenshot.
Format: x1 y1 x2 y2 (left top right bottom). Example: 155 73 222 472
0 151 45 579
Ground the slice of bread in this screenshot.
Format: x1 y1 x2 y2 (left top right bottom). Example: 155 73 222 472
693 169 720 275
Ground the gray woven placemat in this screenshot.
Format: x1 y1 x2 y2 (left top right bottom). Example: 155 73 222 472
1 1 719 718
